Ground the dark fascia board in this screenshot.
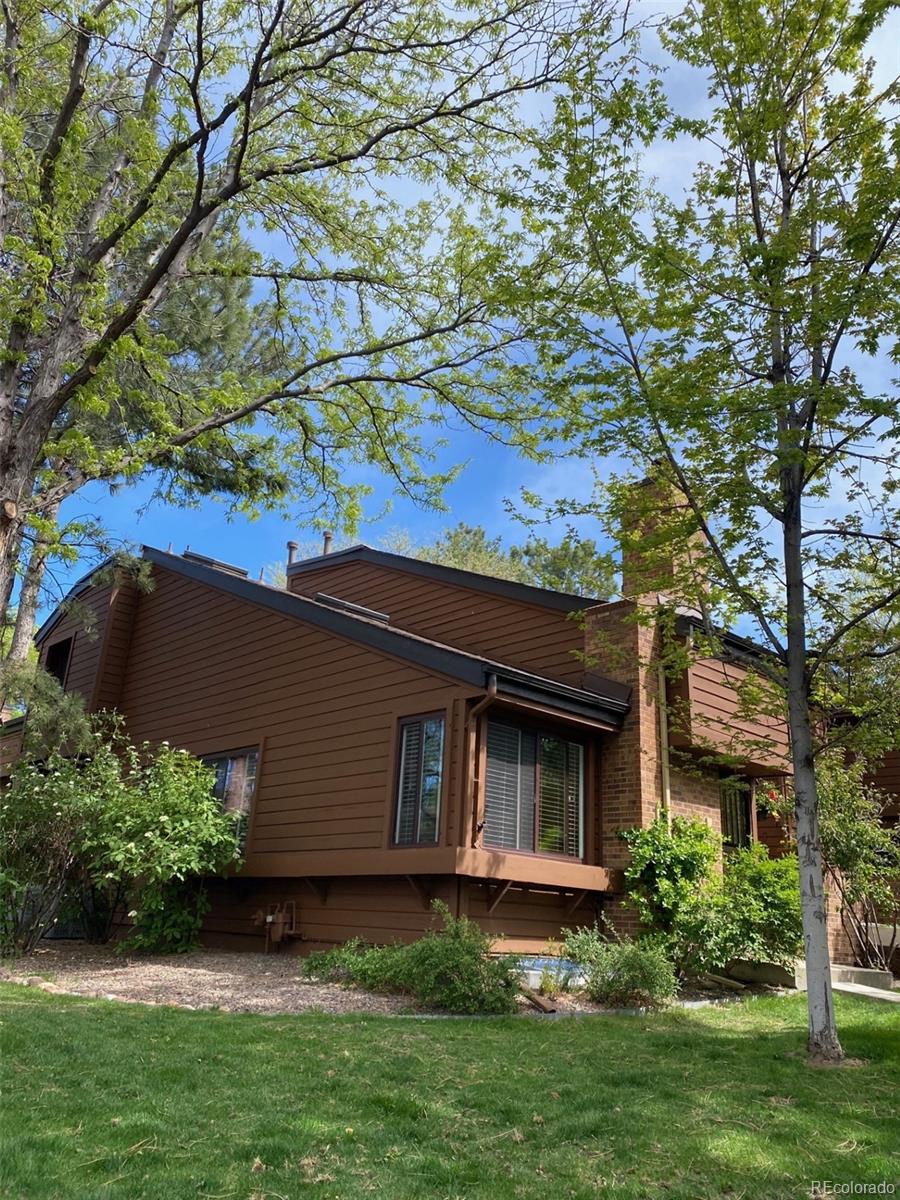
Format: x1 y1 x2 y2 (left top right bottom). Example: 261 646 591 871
144 546 630 728
674 613 775 666
286 544 600 613
0 714 26 734
34 555 116 646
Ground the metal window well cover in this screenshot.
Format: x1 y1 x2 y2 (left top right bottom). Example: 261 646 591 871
516 955 586 990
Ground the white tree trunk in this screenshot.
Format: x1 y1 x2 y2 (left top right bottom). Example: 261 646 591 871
783 473 843 1062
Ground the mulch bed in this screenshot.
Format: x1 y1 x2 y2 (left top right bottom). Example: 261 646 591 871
2 940 775 1016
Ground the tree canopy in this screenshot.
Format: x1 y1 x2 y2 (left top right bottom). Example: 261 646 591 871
0 0 619 641
524 0 899 1060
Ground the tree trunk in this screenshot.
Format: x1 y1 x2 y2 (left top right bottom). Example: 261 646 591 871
783 471 843 1062
7 503 59 663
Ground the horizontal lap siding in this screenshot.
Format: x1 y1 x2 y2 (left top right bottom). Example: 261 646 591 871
686 658 790 770
198 876 597 953
120 567 467 859
866 750 900 817
199 877 457 952
288 560 586 685
465 880 597 950
39 584 114 704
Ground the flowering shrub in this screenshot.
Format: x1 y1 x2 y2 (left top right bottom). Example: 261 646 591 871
0 717 241 955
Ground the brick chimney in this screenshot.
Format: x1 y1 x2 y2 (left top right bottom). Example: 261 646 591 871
619 477 708 605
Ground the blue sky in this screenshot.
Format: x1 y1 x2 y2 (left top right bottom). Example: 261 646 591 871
42 5 900 618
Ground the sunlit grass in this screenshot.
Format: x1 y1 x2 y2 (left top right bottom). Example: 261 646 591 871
1 986 897 1199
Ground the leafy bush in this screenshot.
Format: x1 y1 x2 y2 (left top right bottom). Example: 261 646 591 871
580 937 677 1009
399 903 521 1014
0 756 94 953
620 815 803 976
304 939 407 992
125 881 212 955
817 752 900 971
304 902 521 1014
721 843 802 967
561 923 608 971
0 716 241 955
622 815 719 933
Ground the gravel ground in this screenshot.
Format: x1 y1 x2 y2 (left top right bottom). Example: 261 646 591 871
2 941 762 1017
1 941 416 1015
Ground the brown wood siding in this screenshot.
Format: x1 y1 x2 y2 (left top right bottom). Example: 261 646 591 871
197 875 600 954
288 559 586 685
671 657 790 774
0 727 23 774
866 749 900 817
38 584 114 705
92 583 139 711
119 567 472 860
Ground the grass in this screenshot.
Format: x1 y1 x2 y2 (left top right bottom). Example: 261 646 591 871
1 986 898 1200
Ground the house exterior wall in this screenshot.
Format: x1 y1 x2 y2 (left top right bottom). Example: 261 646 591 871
287 558 587 685
119 566 473 870
38 582 116 705
669 656 790 774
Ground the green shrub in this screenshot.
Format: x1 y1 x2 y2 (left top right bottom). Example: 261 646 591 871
620 815 803 976
124 880 211 955
581 937 677 1009
561 923 608 970
304 902 521 1014
622 815 720 934
398 902 521 1014
0 715 241 956
304 939 406 992
720 842 802 967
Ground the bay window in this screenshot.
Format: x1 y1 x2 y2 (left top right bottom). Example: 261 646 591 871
483 720 584 858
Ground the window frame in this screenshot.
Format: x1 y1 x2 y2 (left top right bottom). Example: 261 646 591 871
390 711 447 848
44 634 74 688
719 771 753 850
199 744 262 849
482 715 586 862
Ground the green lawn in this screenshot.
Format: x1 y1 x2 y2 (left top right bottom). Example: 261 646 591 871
1 986 898 1200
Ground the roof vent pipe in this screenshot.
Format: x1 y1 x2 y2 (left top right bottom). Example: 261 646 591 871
323 531 333 555
286 540 299 566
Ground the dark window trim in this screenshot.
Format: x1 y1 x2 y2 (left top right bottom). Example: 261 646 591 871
719 771 753 850
44 634 74 689
391 712 447 848
200 745 261 814
483 716 586 862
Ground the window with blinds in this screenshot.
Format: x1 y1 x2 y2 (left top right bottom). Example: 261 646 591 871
393 715 445 845
483 720 584 858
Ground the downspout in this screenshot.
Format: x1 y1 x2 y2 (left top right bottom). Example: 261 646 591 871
657 658 672 830
468 673 497 849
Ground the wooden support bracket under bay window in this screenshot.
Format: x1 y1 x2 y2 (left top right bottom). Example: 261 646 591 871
564 888 590 918
405 875 432 911
487 880 513 914
303 877 330 905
